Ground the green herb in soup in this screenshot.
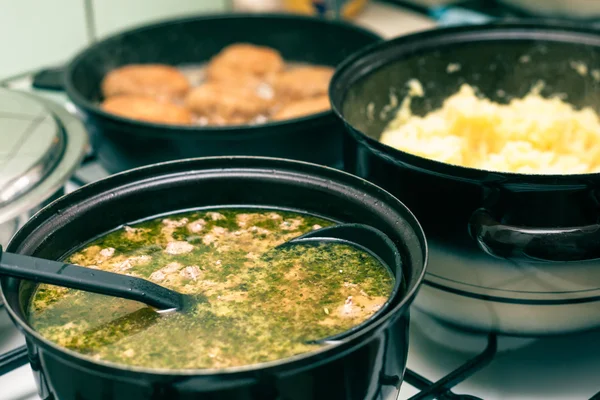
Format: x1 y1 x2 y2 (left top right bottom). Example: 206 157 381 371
28 209 394 370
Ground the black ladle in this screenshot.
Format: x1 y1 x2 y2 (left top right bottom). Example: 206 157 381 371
0 223 401 313
0 246 185 310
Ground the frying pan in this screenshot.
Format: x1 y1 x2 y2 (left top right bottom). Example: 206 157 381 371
35 13 382 174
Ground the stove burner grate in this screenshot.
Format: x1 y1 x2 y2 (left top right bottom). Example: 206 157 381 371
0 345 28 376
405 334 496 400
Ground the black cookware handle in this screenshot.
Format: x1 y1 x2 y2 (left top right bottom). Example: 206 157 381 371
32 66 66 91
0 246 184 310
468 208 600 262
0 345 29 376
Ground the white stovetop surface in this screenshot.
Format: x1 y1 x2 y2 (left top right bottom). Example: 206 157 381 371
1 2 599 399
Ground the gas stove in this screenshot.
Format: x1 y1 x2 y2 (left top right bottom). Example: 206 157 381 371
1 2 600 400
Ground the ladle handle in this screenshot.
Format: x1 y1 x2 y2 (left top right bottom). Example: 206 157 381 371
0 247 183 310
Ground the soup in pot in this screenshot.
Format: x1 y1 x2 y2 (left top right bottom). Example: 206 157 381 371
28 208 394 370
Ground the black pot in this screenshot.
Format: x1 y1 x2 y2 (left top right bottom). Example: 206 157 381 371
61 13 382 174
330 21 600 335
0 156 426 400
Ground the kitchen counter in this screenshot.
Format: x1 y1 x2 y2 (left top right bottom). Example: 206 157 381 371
355 1 436 37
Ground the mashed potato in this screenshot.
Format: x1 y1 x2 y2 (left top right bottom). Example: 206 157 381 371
380 82 600 174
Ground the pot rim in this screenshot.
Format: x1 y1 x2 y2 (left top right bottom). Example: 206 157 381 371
1 155 427 377
329 20 600 185
64 12 382 139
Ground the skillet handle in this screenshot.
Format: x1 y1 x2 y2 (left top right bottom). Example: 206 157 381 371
468 208 600 262
32 66 65 91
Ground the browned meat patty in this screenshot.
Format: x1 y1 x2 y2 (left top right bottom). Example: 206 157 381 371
101 95 193 125
272 96 331 121
101 64 191 100
273 66 334 101
185 82 273 125
206 43 284 81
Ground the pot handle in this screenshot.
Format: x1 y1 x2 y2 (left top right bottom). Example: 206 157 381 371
468 208 600 262
32 66 65 91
